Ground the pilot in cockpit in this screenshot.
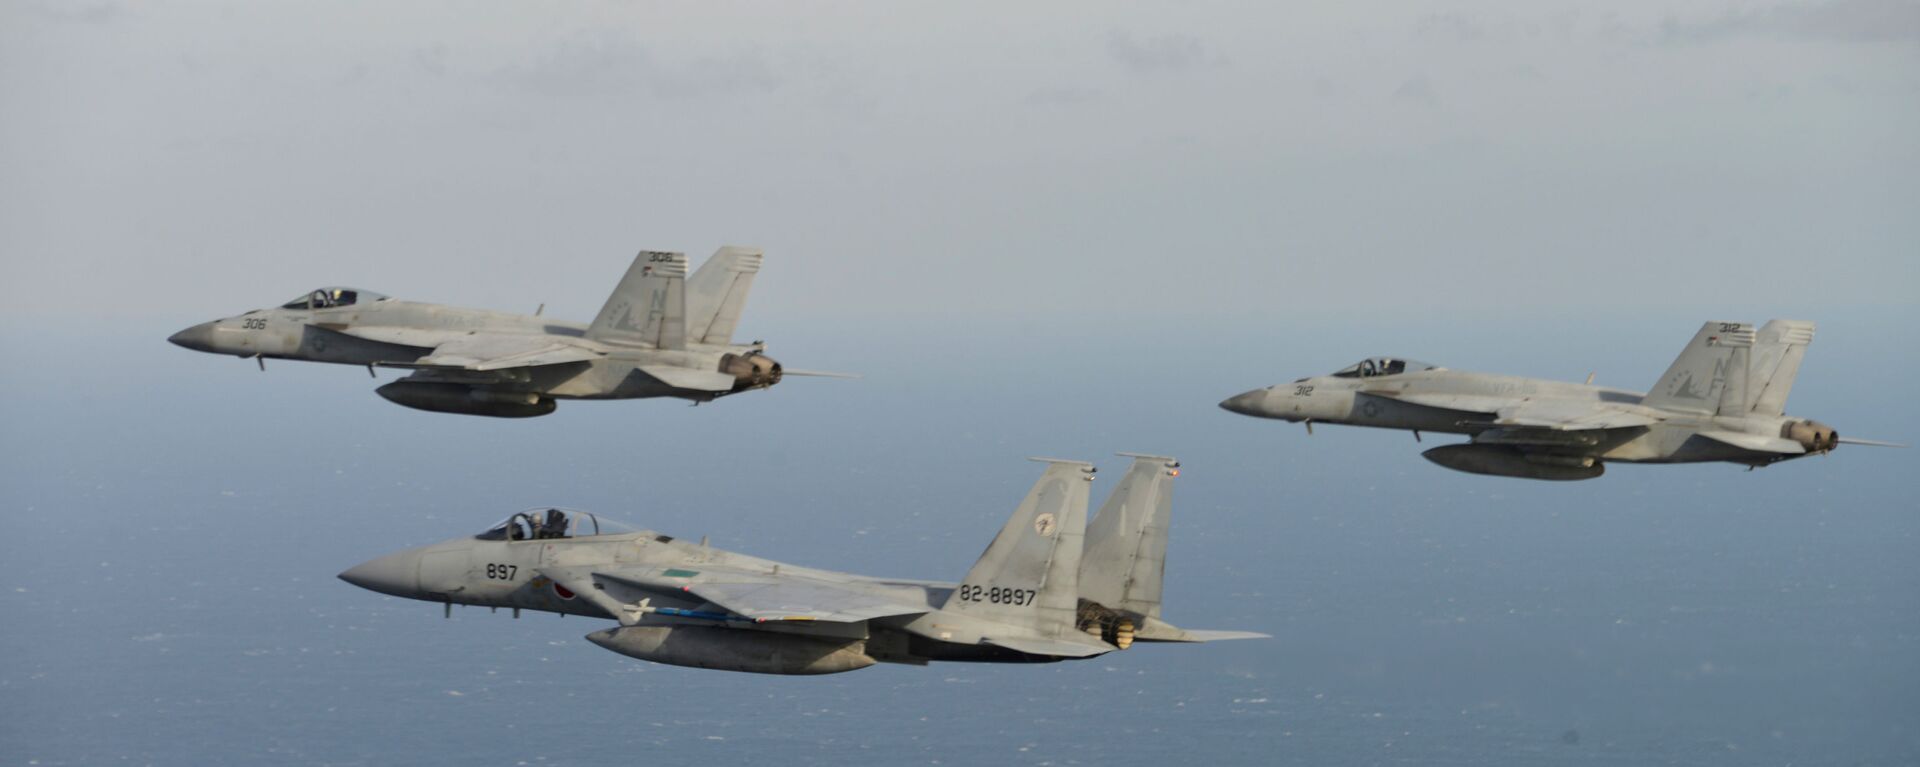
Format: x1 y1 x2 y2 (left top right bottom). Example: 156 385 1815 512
538 508 569 540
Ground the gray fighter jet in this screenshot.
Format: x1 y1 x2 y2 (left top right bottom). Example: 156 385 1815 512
1220 321 1902 480
339 455 1265 674
169 247 846 416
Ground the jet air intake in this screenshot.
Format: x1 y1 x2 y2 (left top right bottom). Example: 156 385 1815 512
1422 444 1604 481
1782 420 1839 453
585 626 876 675
375 381 556 418
718 352 782 392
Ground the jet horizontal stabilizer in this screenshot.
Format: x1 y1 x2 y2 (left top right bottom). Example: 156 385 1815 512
1136 628 1271 643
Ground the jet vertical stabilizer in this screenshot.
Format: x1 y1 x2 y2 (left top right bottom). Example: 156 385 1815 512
942 459 1094 638
1079 453 1178 623
1642 321 1753 415
1749 320 1815 416
586 251 688 350
685 246 762 345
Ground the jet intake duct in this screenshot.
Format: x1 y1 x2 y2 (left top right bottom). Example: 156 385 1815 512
1782 420 1839 453
375 381 556 418
718 352 782 392
585 626 876 675
1422 444 1604 481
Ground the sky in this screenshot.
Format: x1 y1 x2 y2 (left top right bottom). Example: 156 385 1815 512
2 0 1916 322
2 2 1917 765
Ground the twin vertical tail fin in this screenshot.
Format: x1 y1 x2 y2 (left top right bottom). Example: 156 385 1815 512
586 251 688 350
1078 453 1178 622
941 459 1095 637
1641 321 1754 416
947 456 1270 652
685 246 763 346
1748 320 1815 416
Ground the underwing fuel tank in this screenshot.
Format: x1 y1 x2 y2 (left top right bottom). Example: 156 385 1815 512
1422 444 1605 481
374 381 556 418
585 626 877 675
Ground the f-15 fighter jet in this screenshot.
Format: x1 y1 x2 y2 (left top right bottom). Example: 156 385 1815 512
170 247 846 417
339 455 1264 675
1220 321 1901 480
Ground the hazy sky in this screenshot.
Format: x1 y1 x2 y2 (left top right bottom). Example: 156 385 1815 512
3 6 1918 763
2 0 1915 324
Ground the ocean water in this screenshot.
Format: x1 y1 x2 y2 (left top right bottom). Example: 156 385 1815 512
3 310 1915 765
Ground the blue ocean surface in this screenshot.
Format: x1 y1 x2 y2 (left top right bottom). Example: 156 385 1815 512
3 310 1915 765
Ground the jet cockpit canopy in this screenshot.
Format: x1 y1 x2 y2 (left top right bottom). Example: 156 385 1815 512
280 287 389 310
1331 357 1440 379
474 508 638 542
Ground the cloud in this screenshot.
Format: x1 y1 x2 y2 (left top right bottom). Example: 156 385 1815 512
1105 30 1212 74
1662 0 1920 45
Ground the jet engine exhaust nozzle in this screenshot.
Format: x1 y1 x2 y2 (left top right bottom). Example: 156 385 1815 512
1783 420 1840 453
719 352 783 392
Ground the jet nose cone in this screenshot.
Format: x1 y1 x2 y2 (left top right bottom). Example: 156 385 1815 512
168 322 217 352
339 550 421 598
585 628 619 650
1219 390 1267 416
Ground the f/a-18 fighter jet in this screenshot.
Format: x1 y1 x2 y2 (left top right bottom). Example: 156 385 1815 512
339 455 1265 675
1220 321 1902 480
169 247 847 417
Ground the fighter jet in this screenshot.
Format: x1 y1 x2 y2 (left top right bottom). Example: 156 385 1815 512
339 455 1265 675
1220 321 1902 480
169 247 846 416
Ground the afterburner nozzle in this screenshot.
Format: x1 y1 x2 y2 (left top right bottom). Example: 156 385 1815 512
719 352 782 391
1783 420 1840 453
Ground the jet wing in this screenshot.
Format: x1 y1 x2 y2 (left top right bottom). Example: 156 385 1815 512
1696 430 1806 455
1364 391 1508 415
682 579 930 623
1491 401 1660 431
1371 391 1657 431
586 566 929 624
981 635 1112 658
387 334 603 371
313 324 454 350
